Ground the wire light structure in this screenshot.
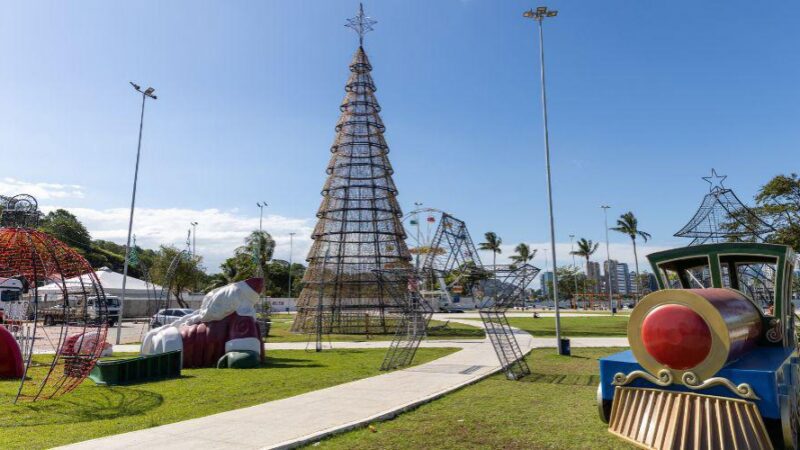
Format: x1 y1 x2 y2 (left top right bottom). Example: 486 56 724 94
374 267 433 370
292 4 412 335
421 213 538 379
0 194 108 403
675 170 781 310
674 169 775 245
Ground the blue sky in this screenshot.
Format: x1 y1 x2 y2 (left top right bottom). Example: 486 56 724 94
1 1 798 273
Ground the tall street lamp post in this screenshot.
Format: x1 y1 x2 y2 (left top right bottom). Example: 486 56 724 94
257 201 268 232
570 234 579 309
117 82 157 345
190 221 198 258
524 5 564 354
288 232 296 297
255 201 268 280
601 205 614 316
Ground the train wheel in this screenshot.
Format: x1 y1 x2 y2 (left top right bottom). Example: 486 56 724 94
597 384 612 423
780 362 800 449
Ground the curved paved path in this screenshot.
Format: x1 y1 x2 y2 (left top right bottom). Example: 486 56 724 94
60 319 626 450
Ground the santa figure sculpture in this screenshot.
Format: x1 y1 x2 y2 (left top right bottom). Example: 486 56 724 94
141 278 265 368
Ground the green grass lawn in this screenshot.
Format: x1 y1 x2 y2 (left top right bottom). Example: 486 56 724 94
267 314 485 342
0 347 457 449
312 347 634 450
465 315 629 337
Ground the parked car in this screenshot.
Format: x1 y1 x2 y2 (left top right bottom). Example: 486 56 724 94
150 308 194 328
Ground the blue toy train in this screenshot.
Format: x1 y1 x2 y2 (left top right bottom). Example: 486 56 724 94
598 242 798 449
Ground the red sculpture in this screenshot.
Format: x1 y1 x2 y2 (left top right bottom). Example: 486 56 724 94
0 326 23 378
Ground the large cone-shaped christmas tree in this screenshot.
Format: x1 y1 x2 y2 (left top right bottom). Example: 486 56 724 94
292 9 411 334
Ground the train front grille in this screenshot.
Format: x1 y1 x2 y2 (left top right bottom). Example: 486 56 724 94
608 386 772 450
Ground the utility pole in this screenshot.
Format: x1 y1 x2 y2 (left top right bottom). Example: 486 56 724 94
602 205 614 316
257 202 268 232
118 82 157 345
569 234 579 309
190 221 198 259
524 5 564 354
288 232 296 297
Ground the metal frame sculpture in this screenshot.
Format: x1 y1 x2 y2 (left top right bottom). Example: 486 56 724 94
0 194 108 402
292 4 412 336
675 169 775 245
374 268 433 370
148 249 189 325
478 264 538 380
421 213 538 379
598 243 799 449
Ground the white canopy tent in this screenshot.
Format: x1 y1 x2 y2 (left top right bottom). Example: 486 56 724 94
38 267 161 300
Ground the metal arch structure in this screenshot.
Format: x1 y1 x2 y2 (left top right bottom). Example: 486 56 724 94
418 212 537 380
292 5 412 336
145 249 190 330
0 195 108 403
374 268 433 370
674 169 775 245
478 264 538 380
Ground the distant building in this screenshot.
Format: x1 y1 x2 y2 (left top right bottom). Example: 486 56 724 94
604 260 631 295
586 261 602 293
541 271 554 298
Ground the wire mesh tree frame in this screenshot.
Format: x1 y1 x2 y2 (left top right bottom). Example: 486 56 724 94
675 171 775 245
0 195 108 403
291 44 412 335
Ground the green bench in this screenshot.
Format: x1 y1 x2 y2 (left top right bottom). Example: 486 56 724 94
89 351 182 386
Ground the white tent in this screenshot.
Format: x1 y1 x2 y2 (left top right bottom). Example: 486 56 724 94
38 267 161 299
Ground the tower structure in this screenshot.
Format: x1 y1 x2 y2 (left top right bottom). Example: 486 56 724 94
292 5 411 334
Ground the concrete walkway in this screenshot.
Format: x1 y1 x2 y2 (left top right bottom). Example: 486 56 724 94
62 320 627 450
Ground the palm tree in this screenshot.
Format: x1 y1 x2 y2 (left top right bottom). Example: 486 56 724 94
570 238 600 300
236 230 276 269
611 212 651 303
479 231 503 268
509 243 537 267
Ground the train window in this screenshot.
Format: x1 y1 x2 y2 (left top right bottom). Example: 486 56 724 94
661 268 682 288
735 262 777 311
684 263 713 288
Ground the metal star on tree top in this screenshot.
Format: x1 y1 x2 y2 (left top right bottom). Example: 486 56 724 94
702 168 728 192
345 3 377 46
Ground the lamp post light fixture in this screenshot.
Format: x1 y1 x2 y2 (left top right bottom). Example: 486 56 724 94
257 202 268 232
570 234 579 309
601 205 614 316
190 221 198 259
524 5 564 354
117 82 157 345
288 232 296 297
413 201 423 269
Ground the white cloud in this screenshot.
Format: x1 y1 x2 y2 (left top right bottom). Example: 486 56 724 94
0 177 85 200
39 205 315 273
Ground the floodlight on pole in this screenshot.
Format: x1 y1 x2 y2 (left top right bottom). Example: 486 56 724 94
190 221 198 258
524 5 564 354
118 81 157 345
601 205 614 316
288 232 296 297
570 234 579 308
257 202 268 232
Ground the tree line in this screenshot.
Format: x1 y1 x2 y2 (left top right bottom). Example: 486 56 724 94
34 208 305 299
